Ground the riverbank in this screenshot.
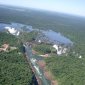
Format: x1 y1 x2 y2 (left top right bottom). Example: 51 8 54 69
37 60 58 85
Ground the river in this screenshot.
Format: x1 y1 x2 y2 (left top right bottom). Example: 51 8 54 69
24 44 51 85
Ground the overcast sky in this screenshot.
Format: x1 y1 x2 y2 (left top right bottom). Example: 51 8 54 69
0 0 85 16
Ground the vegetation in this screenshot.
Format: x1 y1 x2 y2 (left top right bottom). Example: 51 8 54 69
19 31 38 42
45 55 85 85
0 32 18 46
33 44 51 54
0 32 33 85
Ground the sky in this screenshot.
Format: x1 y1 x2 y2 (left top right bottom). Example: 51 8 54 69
0 0 85 17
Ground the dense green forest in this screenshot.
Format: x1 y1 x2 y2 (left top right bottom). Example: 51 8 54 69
0 32 33 85
45 55 85 85
33 44 52 54
19 31 38 42
0 32 18 46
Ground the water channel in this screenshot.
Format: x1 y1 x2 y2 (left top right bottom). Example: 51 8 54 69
25 44 51 85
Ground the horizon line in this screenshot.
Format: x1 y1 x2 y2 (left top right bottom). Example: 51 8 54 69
0 3 85 18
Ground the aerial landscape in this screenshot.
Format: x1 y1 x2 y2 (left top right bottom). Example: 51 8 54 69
0 0 85 85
